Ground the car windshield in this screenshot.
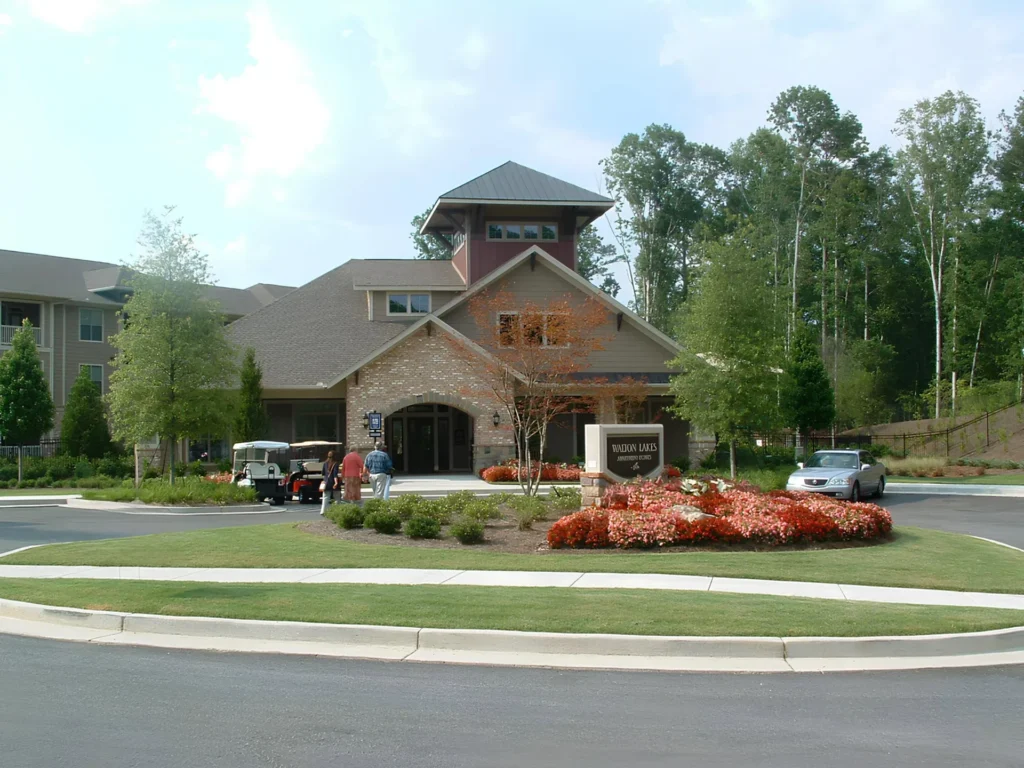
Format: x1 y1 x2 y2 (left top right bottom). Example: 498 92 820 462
805 452 859 470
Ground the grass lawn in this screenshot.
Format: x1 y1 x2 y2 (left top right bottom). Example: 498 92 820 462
0 488 81 496
5 523 1023 594
0 578 1020 637
889 474 1024 485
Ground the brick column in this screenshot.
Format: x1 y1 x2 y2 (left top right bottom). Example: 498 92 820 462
581 472 616 507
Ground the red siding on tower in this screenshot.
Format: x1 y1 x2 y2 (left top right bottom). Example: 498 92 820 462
469 238 575 283
466 205 579 284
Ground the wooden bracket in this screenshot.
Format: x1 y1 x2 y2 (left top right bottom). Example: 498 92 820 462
616 312 623 331
354 369 359 386
530 251 537 271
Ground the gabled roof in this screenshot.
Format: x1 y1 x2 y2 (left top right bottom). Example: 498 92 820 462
229 260 407 389
350 259 465 290
433 246 683 359
438 161 613 204
0 249 293 316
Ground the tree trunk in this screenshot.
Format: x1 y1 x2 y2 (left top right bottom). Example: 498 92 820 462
821 240 827 355
134 443 140 489
934 296 943 419
17 445 23 484
950 249 960 420
970 252 1000 388
791 164 807 350
794 426 801 463
729 439 737 481
863 261 869 341
169 435 176 485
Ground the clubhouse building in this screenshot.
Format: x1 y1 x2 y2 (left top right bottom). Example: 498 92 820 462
232 162 693 473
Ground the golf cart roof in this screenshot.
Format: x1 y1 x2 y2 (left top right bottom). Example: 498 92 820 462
232 441 290 451
289 441 344 448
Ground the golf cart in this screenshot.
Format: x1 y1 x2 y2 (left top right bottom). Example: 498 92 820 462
286 441 343 504
232 441 289 506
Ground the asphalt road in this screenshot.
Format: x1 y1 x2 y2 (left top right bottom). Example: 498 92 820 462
2 634 1022 768
0 494 1021 767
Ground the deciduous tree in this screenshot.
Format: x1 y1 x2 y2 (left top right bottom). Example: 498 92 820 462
410 207 452 260
575 225 620 296
782 326 836 459
107 209 238 484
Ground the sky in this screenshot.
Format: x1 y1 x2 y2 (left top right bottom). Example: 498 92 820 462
1 0 1022 297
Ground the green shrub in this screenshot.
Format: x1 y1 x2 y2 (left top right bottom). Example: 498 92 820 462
0 479 8 489
81 477 257 505
326 504 365 529
21 458 46 481
216 458 232 473
34 477 50 488
364 510 402 535
187 459 206 477
0 465 15 482
450 519 485 545
46 456 76 480
462 498 500 523
143 464 160 480
736 467 794 491
360 498 388 517
437 489 477 518
16 480 33 489
388 493 427 520
884 456 946 477
509 495 548 530
670 455 691 473
570 455 585 466
74 460 94 479
405 514 441 539
549 486 582 511
75 476 118 489
95 455 132 479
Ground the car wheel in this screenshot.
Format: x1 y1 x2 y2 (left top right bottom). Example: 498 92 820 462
850 482 860 503
876 477 885 498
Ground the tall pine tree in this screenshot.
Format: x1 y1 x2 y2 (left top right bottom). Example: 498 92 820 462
782 325 836 459
234 347 268 442
0 319 55 482
62 367 112 459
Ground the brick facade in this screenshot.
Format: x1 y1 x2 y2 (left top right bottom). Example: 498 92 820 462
344 325 516 470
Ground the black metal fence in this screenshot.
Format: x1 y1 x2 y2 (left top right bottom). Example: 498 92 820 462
0 439 64 460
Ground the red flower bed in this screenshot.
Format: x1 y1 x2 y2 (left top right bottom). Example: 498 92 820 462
480 459 681 484
547 479 892 549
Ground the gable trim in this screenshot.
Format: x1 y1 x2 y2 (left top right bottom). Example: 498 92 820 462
432 247 683 358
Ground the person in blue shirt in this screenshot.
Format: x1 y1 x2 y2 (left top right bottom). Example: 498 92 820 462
364 441 393 500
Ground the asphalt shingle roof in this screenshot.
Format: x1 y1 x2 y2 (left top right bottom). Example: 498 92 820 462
0 250 292 316
438 161 613 204
350 259 465 289
229 261 408 389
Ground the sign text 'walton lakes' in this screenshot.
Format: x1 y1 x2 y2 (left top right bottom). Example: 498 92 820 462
604 433 661 478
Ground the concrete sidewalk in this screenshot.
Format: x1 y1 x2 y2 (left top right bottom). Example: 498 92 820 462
1 564 1022 610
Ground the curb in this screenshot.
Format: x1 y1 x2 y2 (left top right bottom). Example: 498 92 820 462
886 482 1024 498
1 597 1022 673
64 499 275 515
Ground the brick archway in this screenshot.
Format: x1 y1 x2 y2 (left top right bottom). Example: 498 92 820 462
376 390 491 421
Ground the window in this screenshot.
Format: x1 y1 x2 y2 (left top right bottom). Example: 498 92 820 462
80 308 103 342
387 293 431 316
80 364 103 392
497 312 566 347
486 222 558 241
295 402 339 442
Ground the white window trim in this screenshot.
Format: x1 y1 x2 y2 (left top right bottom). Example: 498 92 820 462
486 222 558 242
80 364 103 392
386 292 432 316
496 310 569 348
79 307 103 343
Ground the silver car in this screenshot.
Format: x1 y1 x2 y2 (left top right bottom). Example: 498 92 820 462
785 450 886 501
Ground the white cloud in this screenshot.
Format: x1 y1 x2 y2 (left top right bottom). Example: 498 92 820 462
225 235 247 254
458 32 489 70
197 8 330 207
25 0 146 34
0 14 12 32
658 0 1024 148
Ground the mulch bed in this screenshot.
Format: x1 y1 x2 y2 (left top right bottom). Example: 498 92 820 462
298 519 889 556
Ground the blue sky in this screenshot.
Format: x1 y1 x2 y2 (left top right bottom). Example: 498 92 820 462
1 0 1022 297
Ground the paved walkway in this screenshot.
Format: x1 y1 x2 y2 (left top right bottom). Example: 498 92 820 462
1 564 1022 610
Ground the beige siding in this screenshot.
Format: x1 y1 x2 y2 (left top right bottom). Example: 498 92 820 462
62 304 118 401
443 261 677 373
371 290 464 323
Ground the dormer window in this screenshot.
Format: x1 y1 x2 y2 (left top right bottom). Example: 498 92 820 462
487 222 558 242
388 292 431 316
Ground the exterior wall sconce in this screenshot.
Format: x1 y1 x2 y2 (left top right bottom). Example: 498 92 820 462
361 413 370 429
492 411 501 427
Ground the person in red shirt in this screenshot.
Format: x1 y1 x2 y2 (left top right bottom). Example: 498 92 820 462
341 447 365 502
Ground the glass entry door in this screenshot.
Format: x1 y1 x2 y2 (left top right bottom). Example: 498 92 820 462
407 417 435 474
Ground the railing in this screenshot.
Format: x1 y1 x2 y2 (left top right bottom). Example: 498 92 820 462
0 324 42 346
0 439 63 459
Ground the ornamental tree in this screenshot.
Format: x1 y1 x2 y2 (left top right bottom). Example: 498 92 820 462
234 347 269 442
106 209 238 484
62 366 112 459
458 289 638 496
0 319 55 482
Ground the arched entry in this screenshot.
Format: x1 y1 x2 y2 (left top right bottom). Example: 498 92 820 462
385 404 474 474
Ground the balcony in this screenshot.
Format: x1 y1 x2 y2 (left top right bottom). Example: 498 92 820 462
1 325 42 346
